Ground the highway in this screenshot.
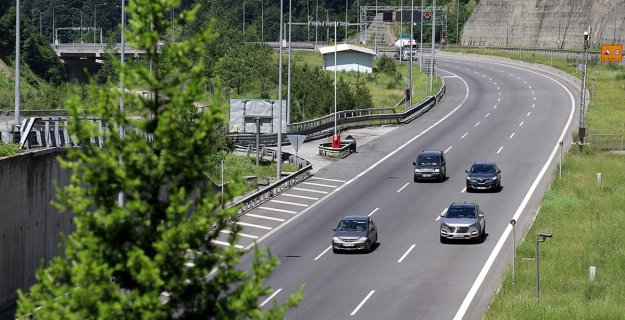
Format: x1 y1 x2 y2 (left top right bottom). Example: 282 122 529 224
219 55 579 319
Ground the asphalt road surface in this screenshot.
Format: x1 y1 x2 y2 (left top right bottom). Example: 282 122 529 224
225 54 580 320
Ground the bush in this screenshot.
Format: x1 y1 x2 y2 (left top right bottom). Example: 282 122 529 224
0 142 21 157
377 55 398 76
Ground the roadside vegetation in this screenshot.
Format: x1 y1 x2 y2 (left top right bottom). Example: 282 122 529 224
0 142 20 157
450 49 625 319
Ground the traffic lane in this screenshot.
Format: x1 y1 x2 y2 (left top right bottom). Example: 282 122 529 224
254 57 572 318
254 68 513 317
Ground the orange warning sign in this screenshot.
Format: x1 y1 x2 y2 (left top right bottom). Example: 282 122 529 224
601 44 623 62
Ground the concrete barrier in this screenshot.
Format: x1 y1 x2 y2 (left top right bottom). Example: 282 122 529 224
0 149 73 314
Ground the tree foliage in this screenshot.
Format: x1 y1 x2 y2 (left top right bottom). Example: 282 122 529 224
16 0 302 318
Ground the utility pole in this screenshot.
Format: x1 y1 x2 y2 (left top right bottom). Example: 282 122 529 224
277 0 284 180
15 0 21 129
345 0 349 43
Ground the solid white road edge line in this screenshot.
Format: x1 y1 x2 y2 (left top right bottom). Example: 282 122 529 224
350 290 376 316
451 57 576 320
245 69 471 251
397 244 416 263
260 288 283 307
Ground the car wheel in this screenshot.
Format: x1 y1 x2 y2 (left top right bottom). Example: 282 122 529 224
365 240 371 253
440 236 446 244
414 176 419 183
466 185 472 193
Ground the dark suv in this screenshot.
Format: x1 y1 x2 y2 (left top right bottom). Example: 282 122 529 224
413 149 446 182
465 161 501 192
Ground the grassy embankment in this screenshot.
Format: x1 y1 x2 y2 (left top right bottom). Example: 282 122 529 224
452 49 625 319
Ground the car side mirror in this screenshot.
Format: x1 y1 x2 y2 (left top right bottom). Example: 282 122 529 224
332 227 336 231
465 169 469 173
440 212 446 217
497 169 501 173
413 161 416 165
442 161 446 165
478 214 484 218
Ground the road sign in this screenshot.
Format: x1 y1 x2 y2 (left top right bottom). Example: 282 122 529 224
423 11 432 21
601 44 623 62
287 135 306 153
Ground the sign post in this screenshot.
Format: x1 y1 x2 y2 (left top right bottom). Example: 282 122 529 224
287 134 307 168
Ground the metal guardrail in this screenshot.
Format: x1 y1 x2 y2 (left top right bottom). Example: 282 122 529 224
229 146 313 217
229 82 446 147
444 45 604 61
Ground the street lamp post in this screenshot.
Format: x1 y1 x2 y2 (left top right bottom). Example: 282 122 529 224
536 232 553 303
94 2 107 44
345 0 349 43
260 0 264 42
15 0 21 129
374 0 378 54
287 0 292 127
430 0 436 93
53 4 64 44
420 0 423 71
277 0 284 180
315 0 318 48
70 8 83 43
409 0 414 108
242 0 245 32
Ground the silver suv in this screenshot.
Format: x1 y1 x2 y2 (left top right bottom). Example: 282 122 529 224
413 149 447 182
440 202 485 243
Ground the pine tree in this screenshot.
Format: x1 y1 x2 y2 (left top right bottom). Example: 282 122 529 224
16 0 302 318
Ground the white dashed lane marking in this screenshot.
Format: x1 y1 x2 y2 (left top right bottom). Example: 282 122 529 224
212 240 245 249
350 290 376 316
291 187 328 194
270 199 308 207
397 244 416 263
527 112 531 117
258 207 298 214
236 222 273 230
282 193 319 200
247 214 286 222
397 183 409 193
220 229 259 239
497 147 504 154
532 103 535 109
302 181 337 188
474 122 481 127
509 133 515 139
519 121 524 127
445 146 453 153
309 177 346 183
368 208 380 217
485 113 490 118
461 133 468 139
436 208 448 221
260 288 283 307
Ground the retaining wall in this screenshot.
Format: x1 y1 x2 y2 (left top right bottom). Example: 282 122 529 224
0 149 73 312
462 0 625 49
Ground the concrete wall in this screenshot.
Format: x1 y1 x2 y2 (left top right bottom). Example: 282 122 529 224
462 0 625 49
0 149 73 312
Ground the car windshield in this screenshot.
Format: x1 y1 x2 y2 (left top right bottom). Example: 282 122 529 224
446 206 477 219
336 219 367 232
470 164 495 173
417 155 440 166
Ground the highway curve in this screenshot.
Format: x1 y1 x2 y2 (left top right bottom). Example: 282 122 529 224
231 55 580 320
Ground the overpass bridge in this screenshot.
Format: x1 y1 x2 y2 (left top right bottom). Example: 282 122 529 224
52 43 146 82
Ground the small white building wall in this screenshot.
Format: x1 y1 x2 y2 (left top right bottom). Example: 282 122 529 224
323 51 374 73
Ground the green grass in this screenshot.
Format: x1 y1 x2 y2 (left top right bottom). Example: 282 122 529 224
450 49 625 319
206 154 298 194
0 142 21 157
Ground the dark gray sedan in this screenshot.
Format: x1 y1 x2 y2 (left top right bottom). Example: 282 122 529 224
332 216 378 253
440 203 485 243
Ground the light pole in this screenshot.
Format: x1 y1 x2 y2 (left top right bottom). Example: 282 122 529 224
94 2 107 44
277 0 284 180
429 0 436 93
70 8 83 43
315 0 318 48
409 0 414 108
15 0 21 129
334 21 338 138
118 0 126 207
287 0 292 126
373 0 377 53
32 8 42 36
260 0 264 42
399 0 403 65
510 219 516 287
53 4 64 44
345 0 349 43
535 232 553 303
242 0 245 32
420 0 423 71
326 10 329 44
456 0 459 44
